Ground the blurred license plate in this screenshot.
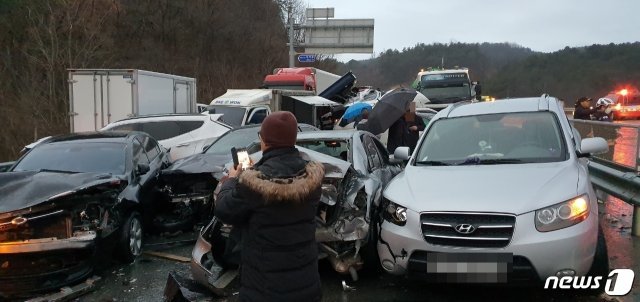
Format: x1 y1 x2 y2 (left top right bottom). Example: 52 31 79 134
426 252 513 283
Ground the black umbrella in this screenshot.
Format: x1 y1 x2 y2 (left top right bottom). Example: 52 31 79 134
357 88 418 135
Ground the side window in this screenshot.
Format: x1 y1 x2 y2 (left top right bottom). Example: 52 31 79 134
177 121 204 133
248 108 268 125
133 138 150 165
372 137 390 164
139 135 161 161
107 123 139 132
361 135 383 171
141 121 183 141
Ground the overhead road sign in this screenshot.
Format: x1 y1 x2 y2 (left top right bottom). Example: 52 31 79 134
298 54 316 63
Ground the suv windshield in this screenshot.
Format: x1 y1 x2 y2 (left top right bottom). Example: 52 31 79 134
207 106 247 127
415 112 566 165
418 73 472 103
205 127 260 155
13 142 126 174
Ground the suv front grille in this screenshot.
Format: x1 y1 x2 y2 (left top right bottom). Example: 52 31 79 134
421 212 516 248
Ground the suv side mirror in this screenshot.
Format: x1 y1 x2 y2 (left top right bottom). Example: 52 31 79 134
135 163 150 176
394 147 411 161
578 137 609 157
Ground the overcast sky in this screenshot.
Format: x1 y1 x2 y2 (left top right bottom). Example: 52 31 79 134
305 0 640 61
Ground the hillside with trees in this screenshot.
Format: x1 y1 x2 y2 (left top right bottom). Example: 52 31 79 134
337 42 640 104
0 0 293 161
1 1 639 161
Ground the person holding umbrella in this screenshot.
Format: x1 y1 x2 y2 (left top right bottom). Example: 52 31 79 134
357 88 426 153
387 102 425 154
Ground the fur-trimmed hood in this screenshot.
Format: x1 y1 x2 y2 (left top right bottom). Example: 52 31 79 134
239 161 324 203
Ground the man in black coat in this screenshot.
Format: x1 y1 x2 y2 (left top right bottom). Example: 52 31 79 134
573 96 595 139
387 105 426 154
215 111 323 302
573 97 595 120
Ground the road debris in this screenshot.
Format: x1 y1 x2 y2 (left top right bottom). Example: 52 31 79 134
144 251 191 263
164 271 215 302
25 276 101 302
341 280 356 291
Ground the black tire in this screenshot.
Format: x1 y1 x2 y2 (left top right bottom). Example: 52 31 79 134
588 226 609 278
116 212 144 263
362 210 382 274
577 225 609 296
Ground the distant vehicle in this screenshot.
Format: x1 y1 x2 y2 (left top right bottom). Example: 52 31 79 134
348 87 383 104
262 67 341 93
0 131 214 297
208 89 341 130
411 67 477 111
318 71 358 104
102 114 232 161
68 69 197 133
189 130 403 293
380 95 610 285
605 87 640 120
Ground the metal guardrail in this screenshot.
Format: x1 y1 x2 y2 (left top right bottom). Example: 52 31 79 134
570 119 640 170
568 118 640 236
588 159 640 236
0 161 14 172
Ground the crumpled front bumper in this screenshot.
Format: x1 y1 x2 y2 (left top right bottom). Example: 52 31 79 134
0 233 97 298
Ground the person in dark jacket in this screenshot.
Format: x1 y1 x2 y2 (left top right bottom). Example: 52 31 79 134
573 96 595 139
592 98 617 161
215 111 323 302
387 103 426 154
573 96 595 120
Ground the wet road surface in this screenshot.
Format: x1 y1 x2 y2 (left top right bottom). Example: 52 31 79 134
75 194 638 302
54 120 640 301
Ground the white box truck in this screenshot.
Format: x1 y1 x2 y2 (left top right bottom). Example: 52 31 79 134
208 89 340 129
68 69 197 132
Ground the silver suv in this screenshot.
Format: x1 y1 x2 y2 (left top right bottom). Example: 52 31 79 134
378 95 609 283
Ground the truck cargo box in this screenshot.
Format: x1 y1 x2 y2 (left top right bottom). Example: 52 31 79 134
68 69 197 132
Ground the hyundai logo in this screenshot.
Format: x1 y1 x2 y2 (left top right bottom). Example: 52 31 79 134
454 224 476 234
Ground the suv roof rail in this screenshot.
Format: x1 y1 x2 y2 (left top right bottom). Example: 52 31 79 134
445 101 473 118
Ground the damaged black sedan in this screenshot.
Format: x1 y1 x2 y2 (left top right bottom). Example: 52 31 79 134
0 131 209 298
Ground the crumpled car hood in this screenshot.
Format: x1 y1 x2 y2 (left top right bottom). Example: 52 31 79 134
161 153 226 176
224 147 351 179
0 171 121 213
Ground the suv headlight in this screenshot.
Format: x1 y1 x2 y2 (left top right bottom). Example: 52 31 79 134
535 195 589 232
383 200 407 226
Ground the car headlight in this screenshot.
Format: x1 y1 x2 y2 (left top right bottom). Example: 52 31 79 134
535 195 589 232
320 183 338 206
383 200 407 226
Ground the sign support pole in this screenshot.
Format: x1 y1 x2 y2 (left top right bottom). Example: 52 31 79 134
288 2 295 68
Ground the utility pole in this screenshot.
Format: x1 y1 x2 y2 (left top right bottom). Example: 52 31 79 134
288 2 295 68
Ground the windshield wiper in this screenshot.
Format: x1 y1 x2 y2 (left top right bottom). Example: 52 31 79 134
477 158 525 165
415 160 451 166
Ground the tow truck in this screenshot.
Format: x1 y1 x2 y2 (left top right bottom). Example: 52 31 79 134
411 67 478 111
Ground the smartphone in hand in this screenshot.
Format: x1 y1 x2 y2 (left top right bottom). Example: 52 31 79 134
231 147 251 170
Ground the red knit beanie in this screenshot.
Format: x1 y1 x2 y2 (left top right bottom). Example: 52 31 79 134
260 111 298 149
